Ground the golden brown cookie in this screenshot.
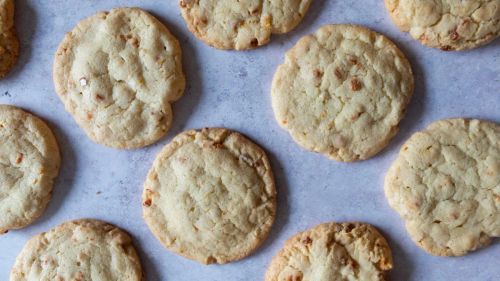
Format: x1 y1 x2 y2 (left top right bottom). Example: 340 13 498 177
143 128 276 264
179 0 312 50
10 219 143 281
385 0 500 50
265 222 393 281
272 24 414 162
385 119 500 256
0 105 60 234
54 7 186 149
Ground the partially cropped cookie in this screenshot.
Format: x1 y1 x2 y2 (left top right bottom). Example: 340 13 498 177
10 219 143 281
54 7 186 149
385 119 500 256
272 24 414 162
0 0 19 78
179 0 312 50
385 0 500 50
0 105 60 234
143 128 276 264
265 222 393 281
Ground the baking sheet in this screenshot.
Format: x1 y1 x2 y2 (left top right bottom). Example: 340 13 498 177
1 1 499 280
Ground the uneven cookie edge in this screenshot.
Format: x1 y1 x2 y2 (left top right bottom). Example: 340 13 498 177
0 104 61 234
52 7 186 149
9 219 144 281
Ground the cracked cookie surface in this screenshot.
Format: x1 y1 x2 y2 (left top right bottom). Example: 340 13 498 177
265 222 393 281
143 128 276 264
10 219 143 281
179 0 312 50
385 0 500 50
0 105 60 234
0 0 19 78
54 7 186 149
272 24 414 162
385 119 500 256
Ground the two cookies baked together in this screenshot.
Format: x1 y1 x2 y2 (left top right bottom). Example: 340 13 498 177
2 0 499 280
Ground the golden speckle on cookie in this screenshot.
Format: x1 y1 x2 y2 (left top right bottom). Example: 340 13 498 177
271 24 414 162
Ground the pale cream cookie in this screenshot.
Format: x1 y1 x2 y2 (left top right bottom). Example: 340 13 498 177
179 0 313 50
265 222 393 281
54 7 186 149
0 0 19 78
0 105 60 234
143 128 276 264
385 0 500 50
272 24 414 162
10 219 143 281
385 119 500 256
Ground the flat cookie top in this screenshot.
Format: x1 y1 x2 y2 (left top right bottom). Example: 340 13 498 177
0 0 19 78
272 24 414 162
143 128 276 264
54 7 186 149
385 119 500 256
265 222 393 281
385 0 500 50
10 219 143 281
179 0 312 50
0 105 60 234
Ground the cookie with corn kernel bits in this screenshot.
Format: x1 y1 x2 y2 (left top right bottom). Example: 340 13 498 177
385 119 500 256
143 128 276 264
385 0 500 50
272 24 414 162
0 105 60 234
265 222 393 281
54 7 186 149
10 219 143 281
179 0 312 50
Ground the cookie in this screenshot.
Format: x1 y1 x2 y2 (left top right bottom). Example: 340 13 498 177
265 222 393 281
143 128 276 264
385 0 500 51
385 119 500 256
0 0 19 78
0 105 60 234
10 219 143 281
272 24 414 162
54 7 186 149
179 0 312 50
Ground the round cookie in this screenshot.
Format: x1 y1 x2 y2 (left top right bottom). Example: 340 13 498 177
265 222 393 281
10 219 143 281
0 105 60 234
179 0 313 50
385 0 500 51
54 7 186 149
143 128 276 264
0 0 19 78
272 24 414 162
385 119 500 256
